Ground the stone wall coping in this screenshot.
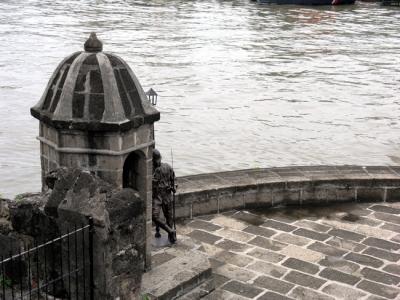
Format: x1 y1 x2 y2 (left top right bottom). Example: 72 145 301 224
176 165 400 195
173 165 400 219
37 135 155 156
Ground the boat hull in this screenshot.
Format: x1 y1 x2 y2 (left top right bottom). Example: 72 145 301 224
257 0 355 4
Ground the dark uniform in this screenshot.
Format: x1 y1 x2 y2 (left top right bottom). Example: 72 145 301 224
152 149 177 243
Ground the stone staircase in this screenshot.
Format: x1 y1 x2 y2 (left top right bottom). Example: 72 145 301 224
141 235 214 300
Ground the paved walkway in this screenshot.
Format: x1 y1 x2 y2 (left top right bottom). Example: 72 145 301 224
166 202 400 299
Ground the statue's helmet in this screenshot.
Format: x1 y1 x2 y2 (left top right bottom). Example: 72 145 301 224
153 149 162 161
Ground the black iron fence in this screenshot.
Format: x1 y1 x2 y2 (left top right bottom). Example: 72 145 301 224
0 218 94 300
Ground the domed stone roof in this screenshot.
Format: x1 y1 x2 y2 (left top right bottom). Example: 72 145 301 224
31 33 160 131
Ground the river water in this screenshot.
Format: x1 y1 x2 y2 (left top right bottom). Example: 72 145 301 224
0 0 399 198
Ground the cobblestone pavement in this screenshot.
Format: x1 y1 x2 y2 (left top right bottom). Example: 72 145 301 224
173 202 400 299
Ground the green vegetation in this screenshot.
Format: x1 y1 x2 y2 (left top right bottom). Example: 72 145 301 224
14 194 24 202
0 275 12 288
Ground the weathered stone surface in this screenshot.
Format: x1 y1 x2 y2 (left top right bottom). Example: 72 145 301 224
202 289 247 300
369 205 400 215
328 228 365 242
176 278 215 300
212 215 247 230
282 258 320 274
44 168 88 217
349 215 382 227
357 280 400 299
322 283 366 300
391 233 400 243
288 286 334 300
308 241 347 257
355 224 394 240
177 167 400 219
248 261 288 278
213 274 230 288
274 232 310 246
34 38 158 268
248 236 287 251
9 193 58 240
215 228 254 243
207 258 224 271
344 253 383 268
214 251 253 267
221 280 263 298
259 291 295 300
152 252 175 268
141 251 212 300
284 270 326 289
362 246 400 262
0 198 11 235
385 186 400 202
322 219 393 238
280 244 324 263
246 247 285 263
214 264 256 282
319 268 360 285
232 211 265 226
263 220 297 232
293 228 330 241
383 264 400 276
31 39 160 133
172 201 400 300
2 168 148 300
318 256 360 274
366 296 387 300
269 213 298 224
381 223 400 233
293 220 330 233
254 275 294 294
216 239 251 252
188 230 222 245
51 168 146 300
372 212 400 225
188 220 222 232
326 237 366 252
0 233 32 286
356 188 385 202
363 237 400 251
0 233 21 257
360 267 400 285
243 225 276 238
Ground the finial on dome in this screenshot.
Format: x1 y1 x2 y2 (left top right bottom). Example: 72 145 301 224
84 32 103 53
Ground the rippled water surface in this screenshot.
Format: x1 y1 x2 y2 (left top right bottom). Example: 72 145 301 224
1 0 400 197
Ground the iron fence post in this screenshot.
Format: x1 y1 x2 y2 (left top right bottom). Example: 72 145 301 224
88 217 94 300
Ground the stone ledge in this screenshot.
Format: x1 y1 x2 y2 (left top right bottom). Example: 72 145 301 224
141 250 213 300
175 165 400 219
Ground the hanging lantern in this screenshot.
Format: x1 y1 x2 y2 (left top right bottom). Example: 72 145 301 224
146 88 158 106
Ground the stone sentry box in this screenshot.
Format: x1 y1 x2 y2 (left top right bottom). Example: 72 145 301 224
30 33 159 268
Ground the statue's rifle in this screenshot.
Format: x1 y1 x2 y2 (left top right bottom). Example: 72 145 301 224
171 149 177 235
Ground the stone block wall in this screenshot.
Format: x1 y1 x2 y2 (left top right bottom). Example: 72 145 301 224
49 168 146 299
0 169 146 300
38 123 154 189
38 123 154 270
175 166 400 219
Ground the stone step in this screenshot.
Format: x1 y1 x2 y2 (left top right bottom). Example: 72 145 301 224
141 250 213 300
175 278 215 300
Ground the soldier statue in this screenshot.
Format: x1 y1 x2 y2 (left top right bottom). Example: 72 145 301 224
152 149 177 244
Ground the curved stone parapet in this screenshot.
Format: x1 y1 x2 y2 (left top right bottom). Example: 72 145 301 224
175 165 400 219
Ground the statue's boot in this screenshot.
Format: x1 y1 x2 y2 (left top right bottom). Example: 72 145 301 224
155 226 161 238
168 230 177 244
154 218 176 243
154 219 174 235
